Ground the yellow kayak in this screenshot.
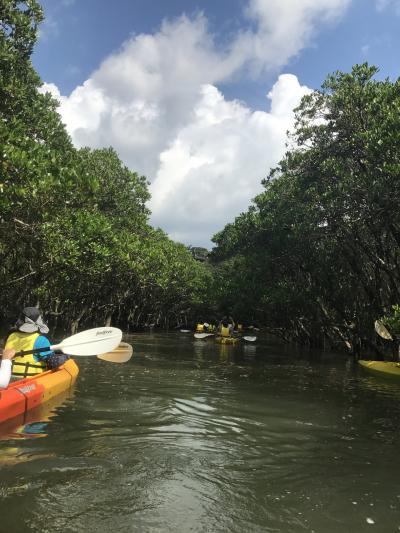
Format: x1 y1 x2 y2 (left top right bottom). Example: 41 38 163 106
358 360 400 378
216 336 239 345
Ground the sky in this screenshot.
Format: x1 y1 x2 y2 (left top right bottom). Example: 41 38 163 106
33 0 400 248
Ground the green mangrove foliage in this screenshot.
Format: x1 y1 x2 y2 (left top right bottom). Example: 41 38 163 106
211 64 400 356
380 305 400 337
0 0 212 333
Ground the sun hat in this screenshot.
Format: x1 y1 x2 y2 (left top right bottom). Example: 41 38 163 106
16 307 49 334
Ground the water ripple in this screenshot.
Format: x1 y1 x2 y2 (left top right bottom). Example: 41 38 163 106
1 334 400 532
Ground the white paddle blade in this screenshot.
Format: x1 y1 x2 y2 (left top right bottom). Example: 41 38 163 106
374 320 393 340
194 333 214 339
58 327 123 356
243 336 257 342
180 329 190 333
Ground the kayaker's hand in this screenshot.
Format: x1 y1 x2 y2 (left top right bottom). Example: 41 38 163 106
2 348 16 360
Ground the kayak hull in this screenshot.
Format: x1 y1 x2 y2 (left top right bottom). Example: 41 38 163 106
358 360 400 379
216 336 239 345
0 359 79 425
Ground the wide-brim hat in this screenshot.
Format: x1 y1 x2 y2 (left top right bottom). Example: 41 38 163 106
16 307 49 334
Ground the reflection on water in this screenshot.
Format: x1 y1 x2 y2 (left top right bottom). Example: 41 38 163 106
1 333 400 532
0 388 76 469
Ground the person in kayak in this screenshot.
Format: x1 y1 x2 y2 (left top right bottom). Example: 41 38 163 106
236 321 244 333
195 319 205 333
196 318 211 333
218 316 235 338
0 348 16 389
4 307 54 378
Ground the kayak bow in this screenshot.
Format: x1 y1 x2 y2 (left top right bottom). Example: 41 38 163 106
358 360 400 379
216 336 239 345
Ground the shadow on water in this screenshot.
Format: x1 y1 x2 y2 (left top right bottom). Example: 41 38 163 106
1 331 400 532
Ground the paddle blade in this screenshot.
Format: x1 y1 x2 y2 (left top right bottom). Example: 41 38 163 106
374 320 393 341
180 329 190 333
194 333 214 339
243 336 257 342
59 327 123 356
97 342 133 363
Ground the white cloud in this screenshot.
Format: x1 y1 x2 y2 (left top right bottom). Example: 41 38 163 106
234 0 350 74
41 80 107 133
40 0 350 246
150 76 311 245
376 0 400 13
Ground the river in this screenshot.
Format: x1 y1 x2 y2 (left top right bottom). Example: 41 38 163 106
1 332 400 532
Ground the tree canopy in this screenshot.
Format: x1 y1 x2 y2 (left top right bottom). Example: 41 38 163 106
211 64 400 356
0 0 212 333
2 1 399 354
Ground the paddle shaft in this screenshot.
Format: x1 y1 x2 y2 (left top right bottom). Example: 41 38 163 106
16 343 64 357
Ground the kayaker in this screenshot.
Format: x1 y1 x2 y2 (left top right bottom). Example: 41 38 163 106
196 318 209 333
4 307 54 378
218 316 235 338
0 348 16 389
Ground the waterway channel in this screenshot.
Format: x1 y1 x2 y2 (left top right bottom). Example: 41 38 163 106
1 332 400 532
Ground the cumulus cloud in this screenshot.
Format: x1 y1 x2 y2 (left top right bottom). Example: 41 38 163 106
150 76 312 245
233 0 350 74
40 0 350 246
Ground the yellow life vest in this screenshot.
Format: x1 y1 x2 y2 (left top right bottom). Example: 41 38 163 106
221 325 230 338
237 324 243 332
196 323 204 333
5 331 48 378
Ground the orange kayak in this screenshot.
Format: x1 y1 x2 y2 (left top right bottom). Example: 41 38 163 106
0 359 79 425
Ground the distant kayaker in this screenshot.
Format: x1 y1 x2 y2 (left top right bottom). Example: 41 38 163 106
195 322 204 333
196 319 210 333
0 348 16 389
218 316 235 338
4 307 55 378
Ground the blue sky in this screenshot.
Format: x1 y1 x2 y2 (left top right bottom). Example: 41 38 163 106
33 0 400 246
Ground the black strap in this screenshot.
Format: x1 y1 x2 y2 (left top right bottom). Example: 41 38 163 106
12 360 46 377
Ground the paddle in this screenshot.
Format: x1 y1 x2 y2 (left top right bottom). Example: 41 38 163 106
194 333 214 339
194 333 257 342
374 320 400 362
97 342 133 363
194 332 256 342
374 320 393 341
180 329 191 333
15 327 123 357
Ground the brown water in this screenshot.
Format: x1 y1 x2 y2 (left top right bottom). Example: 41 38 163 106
1 332 400 532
